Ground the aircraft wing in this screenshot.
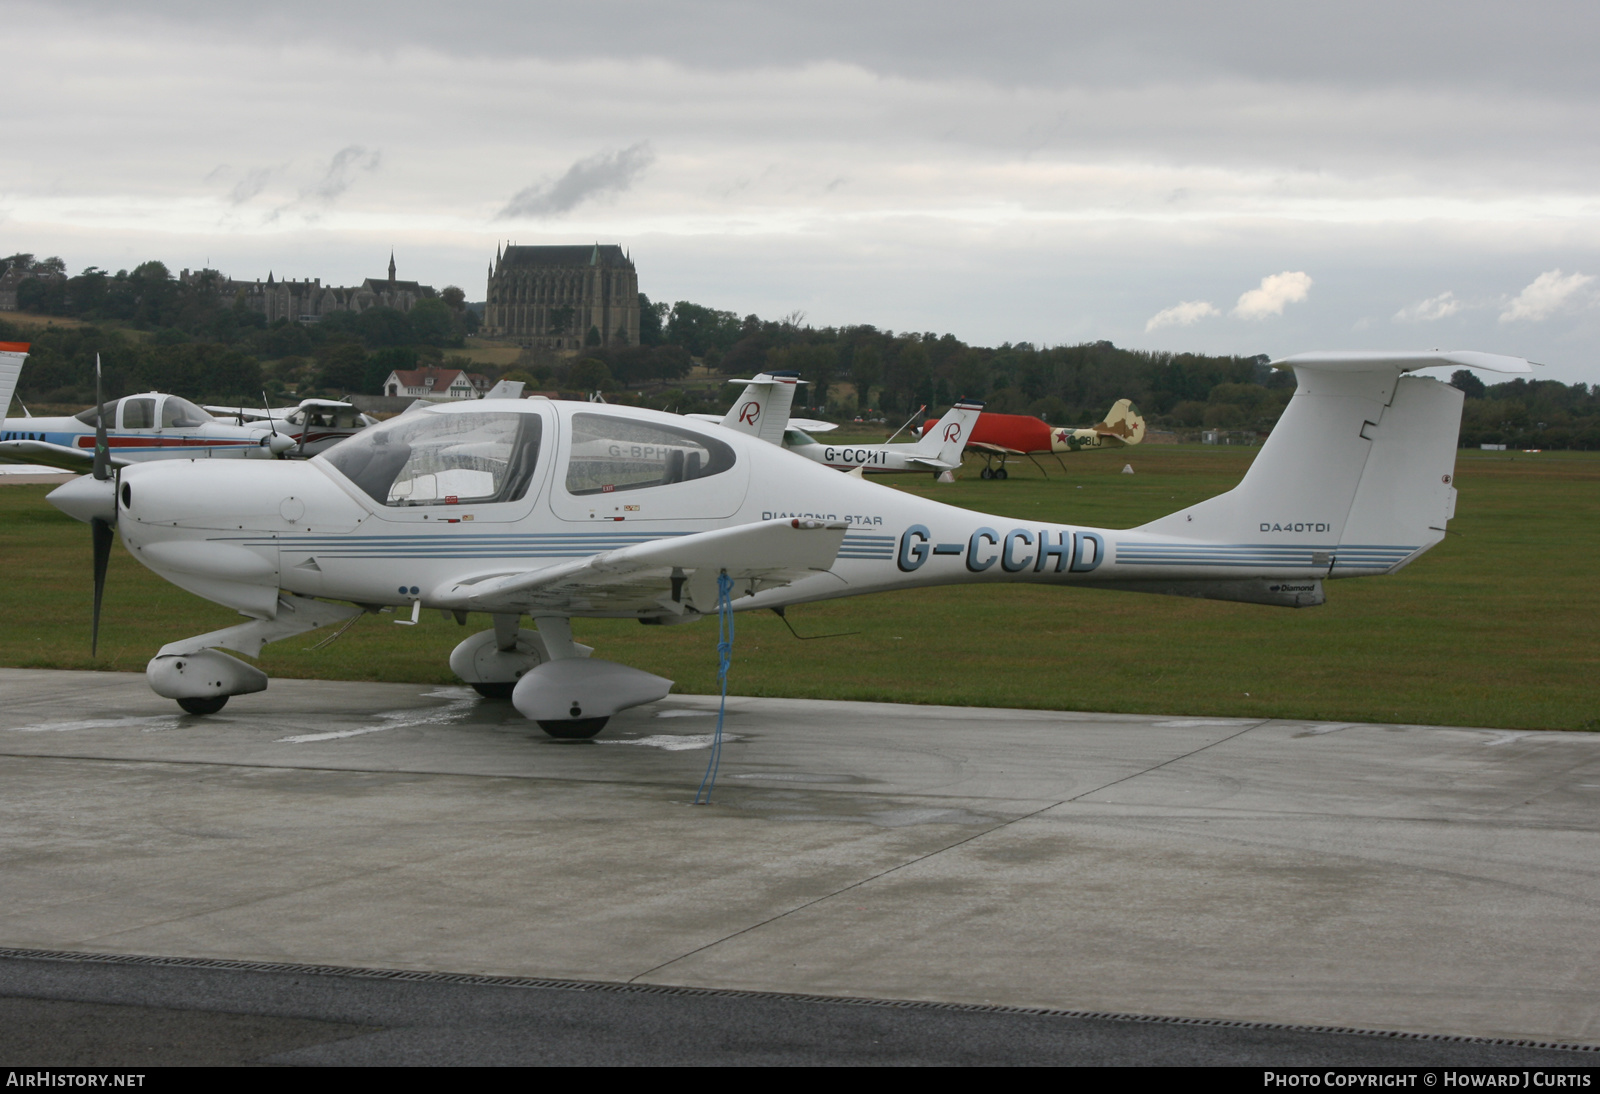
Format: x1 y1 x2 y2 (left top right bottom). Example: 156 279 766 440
966 440 1026 456
0 439 128 471
438 517 848 617
789 417 838 433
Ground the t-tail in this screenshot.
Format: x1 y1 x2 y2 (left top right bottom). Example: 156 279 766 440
719 371 804 445
1131 351 1530 589
911 400 985 466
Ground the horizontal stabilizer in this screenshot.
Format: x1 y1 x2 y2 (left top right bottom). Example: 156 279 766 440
1272 350 1534 374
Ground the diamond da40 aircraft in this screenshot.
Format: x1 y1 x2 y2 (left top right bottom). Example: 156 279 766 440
47 349 1527 737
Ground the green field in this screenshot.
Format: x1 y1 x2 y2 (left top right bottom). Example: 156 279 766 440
3 445 1596 730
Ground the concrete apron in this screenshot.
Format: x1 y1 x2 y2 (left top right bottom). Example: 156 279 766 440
1 667 1596 1046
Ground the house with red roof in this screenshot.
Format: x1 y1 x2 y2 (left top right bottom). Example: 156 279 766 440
382 366 492 400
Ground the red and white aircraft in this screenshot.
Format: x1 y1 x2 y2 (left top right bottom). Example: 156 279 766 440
921 398 1147 478
0 348 294 471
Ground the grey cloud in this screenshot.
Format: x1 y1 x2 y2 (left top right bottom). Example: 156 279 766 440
230 168 271 205
498 142 654 220
307 146 380 203
30 0 1600 97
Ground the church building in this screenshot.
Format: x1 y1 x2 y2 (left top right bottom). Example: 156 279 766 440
482 244 639 350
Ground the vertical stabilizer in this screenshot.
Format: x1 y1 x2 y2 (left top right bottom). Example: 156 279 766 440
721 371 804 446
1136 351 1531 574
1095 398 1146 445
913 400 985 465
0 343 28 419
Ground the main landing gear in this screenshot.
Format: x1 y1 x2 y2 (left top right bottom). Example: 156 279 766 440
451 615 673 740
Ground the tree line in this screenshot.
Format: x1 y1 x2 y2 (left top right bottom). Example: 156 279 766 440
3 253 1597 447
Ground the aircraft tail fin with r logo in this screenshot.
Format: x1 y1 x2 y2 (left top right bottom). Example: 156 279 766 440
720 371 805 446
912 400 985 466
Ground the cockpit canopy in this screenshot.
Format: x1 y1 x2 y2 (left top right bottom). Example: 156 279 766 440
74 394 213 430
319 409 542 507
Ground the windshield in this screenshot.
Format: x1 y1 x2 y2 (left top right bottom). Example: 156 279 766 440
74 402 115 426
320 409 542 507
783 428 818 446
161 396 213 428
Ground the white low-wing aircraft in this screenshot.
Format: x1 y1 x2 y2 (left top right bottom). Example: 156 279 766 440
687 370 837 441
783 400 983 474
0 348 295 471
47 350 1528 737
692 370 971 474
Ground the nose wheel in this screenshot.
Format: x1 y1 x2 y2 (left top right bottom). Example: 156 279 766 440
537 717 609 739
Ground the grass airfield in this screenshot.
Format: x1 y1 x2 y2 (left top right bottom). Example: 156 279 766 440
2 445 1595 731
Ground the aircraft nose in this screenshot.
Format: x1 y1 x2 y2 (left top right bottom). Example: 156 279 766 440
47 474 117 524
266 432 298 456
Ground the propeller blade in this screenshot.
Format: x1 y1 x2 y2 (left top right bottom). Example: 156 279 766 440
91 515 112 657
92 354 111 482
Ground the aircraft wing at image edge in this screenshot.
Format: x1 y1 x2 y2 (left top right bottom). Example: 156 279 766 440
439 517 850 615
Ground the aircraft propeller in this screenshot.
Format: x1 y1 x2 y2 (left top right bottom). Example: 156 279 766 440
90 355 115 657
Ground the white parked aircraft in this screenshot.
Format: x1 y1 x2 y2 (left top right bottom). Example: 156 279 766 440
47 350 1527 736
688 370 837 442
695 370 971 475
0 349 295 471
783 400 982 475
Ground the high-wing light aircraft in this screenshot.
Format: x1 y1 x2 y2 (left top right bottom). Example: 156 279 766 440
47 350 1526 739
0 349 295 471
207 399 380 457
923 399 1147 478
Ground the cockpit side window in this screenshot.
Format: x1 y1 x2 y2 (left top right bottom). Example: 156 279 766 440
321 410 542 507
564 413 736 496
783 428 818 446
121 398 156 430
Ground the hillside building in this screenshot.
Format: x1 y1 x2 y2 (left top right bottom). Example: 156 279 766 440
482 243 638 350
183 252 437 324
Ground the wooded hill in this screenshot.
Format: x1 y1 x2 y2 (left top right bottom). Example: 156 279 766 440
3 254 1595 448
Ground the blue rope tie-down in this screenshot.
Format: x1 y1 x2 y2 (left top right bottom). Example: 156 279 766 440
694 571 735 805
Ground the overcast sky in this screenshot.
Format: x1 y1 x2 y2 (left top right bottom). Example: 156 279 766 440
6 1 1600 381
